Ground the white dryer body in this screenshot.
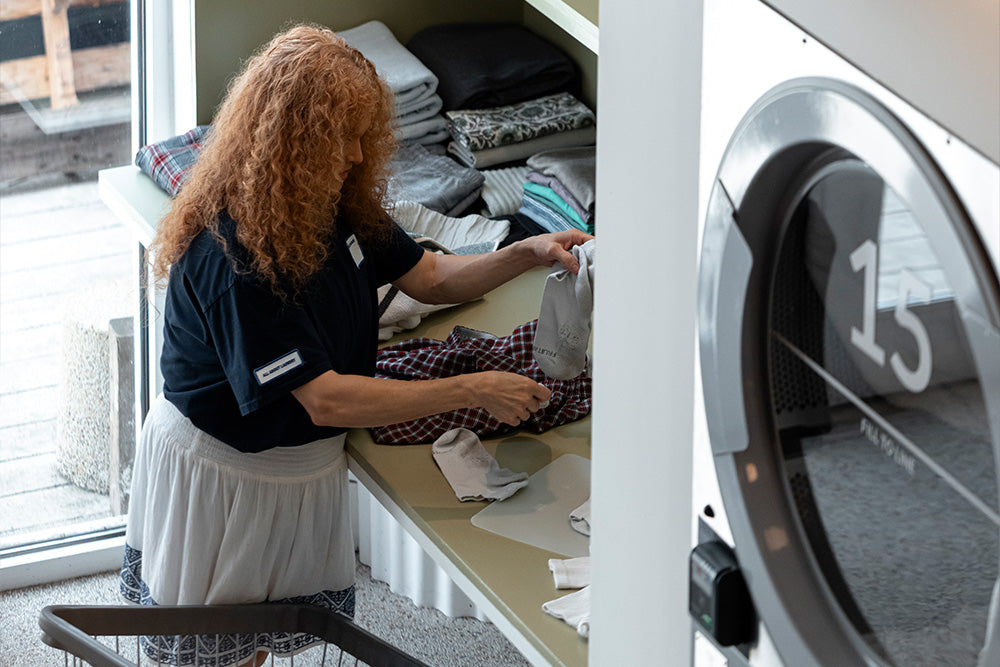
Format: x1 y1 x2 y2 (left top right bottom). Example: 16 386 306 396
693 1 1000 666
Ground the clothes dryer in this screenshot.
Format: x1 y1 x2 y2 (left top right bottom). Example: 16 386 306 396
693 1 1000 666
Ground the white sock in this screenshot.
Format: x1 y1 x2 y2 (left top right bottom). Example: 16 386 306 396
533 239 595 379
570 497 591 536
542 586 591 638
432 428 529 501
548 556 591 589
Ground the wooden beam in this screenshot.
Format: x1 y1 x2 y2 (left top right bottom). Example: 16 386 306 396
0 0 120 22
40 0 78 108
0 43 129 106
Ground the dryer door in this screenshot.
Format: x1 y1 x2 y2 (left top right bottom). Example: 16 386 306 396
698 78 1000 667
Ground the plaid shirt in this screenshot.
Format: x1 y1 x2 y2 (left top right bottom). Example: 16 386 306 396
371 319 592 444
134 126 210 197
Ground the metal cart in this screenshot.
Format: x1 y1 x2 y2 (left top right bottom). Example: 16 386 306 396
39 603 432 666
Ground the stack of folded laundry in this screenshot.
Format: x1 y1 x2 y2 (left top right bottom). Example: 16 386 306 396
519 147 596 234
387 143 484 216
406 23 592 168
444 91 595 169
339 20 448 145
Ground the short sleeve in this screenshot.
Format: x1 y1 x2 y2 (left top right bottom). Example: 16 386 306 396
367 222 425 286
205 278 332 416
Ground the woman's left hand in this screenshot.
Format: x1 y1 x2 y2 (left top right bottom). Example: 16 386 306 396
521 230 594 274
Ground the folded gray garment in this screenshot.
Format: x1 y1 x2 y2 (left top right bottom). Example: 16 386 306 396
526 146 596 213
447 127 597 169
338 20 439 115
388 143 485 213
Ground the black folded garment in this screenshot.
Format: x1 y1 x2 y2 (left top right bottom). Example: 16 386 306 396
406 23 578 111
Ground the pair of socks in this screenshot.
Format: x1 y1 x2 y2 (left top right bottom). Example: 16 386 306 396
533 239 596 380
431 428 529 501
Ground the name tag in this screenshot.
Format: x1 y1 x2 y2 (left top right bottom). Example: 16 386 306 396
254 350 303 385
346 234 365 267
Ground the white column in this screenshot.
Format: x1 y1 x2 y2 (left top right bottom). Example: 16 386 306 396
591 1 703 665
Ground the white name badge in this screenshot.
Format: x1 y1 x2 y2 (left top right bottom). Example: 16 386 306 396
346 233 365 268
254 349 303 385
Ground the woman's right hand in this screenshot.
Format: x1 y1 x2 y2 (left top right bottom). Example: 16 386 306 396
470 371 552 426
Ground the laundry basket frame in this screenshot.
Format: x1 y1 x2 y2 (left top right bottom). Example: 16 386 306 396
39 603 431 667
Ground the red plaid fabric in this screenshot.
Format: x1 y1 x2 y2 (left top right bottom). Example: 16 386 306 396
134 126 210 197
371 319 592 444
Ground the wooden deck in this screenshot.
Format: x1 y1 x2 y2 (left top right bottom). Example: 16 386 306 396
0 177 135 550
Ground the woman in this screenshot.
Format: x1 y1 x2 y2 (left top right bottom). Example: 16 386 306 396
120 24 592 667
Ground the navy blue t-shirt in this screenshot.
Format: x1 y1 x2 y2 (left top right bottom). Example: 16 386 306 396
160 211 424 452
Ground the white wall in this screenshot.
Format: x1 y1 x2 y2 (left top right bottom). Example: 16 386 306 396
590 1 703 664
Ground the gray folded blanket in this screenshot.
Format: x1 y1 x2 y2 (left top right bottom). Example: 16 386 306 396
338 20 438 116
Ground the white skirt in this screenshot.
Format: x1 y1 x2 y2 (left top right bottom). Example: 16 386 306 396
120 395 355 666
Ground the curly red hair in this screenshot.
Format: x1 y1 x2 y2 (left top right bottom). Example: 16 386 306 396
149 24 397 294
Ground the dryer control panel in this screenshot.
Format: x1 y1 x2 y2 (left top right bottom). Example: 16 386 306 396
690 539 757 647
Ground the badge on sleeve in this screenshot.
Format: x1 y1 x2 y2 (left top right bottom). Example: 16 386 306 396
346 234 365 267
254 349 303 385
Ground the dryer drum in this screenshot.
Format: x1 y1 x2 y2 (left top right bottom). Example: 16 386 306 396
699 78 1000 667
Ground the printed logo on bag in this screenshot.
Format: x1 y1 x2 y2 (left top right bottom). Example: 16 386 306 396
346 234 365 268
254 350 303 385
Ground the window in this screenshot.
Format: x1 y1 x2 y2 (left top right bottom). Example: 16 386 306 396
0 0 194 589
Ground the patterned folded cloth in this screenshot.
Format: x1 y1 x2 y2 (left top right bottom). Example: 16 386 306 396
371 320 592 444
134 126 210 197
446 92 595 152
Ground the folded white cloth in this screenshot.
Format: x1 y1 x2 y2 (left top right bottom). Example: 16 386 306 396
481 166 530 217
542 586 590 638
392 200 510 250
338 21 438 115
549 556 591 589
533 239 596 380
569 498 591 537
377 285 455 340
432 428 529 502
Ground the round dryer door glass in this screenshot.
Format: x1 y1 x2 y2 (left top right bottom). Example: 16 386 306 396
768 161 1000 666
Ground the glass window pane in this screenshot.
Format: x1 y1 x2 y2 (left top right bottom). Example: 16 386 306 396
769 165 999 665
1 0 134 551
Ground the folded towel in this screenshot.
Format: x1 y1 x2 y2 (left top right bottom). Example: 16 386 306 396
447 92 595 152
526 171 591 224
388 143 484 214
396 114 450 146
527 147 596 213
432 428 529 501
481 166 530 217
523 182 588 231
549 556 591 589
396 93 444 127
542 586 591 638
406 23 578 110
448 126 597 169
338 20 438 114
392 200 510 250
518 196 575 233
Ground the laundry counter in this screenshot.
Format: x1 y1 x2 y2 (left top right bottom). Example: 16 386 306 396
347 266 591 667
99 165 592 666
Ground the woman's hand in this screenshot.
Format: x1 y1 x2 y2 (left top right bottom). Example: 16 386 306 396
470 371 552 426
518 230 594 274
